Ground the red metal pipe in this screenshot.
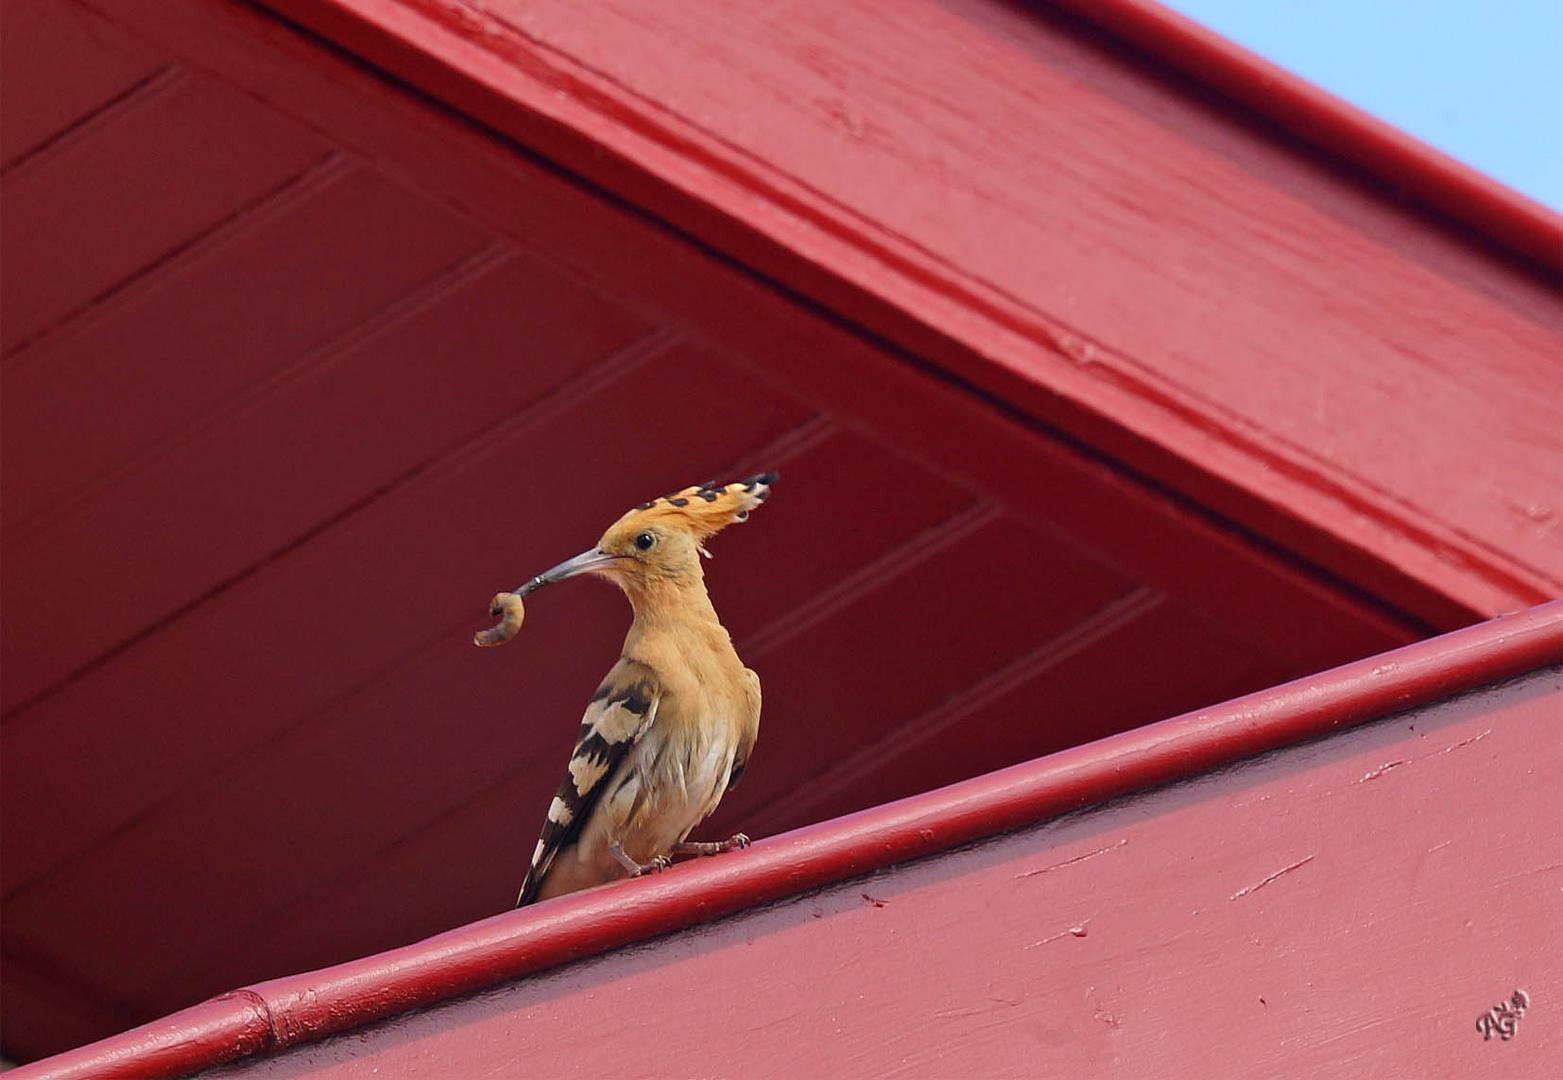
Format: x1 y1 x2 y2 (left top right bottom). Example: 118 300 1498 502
1052 0 1562 270
15 600 1562 1079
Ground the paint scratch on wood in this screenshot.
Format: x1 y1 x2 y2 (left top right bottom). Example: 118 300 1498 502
1496 861 1563 887
1351 728 1491 786
1015 838 1127 879
1229 856 1314 901
932 997 1021 1020
1439 728 1491 754
1356 759 1407 783
1025 921 1090 949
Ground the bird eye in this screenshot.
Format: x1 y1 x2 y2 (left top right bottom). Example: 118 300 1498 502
634 532 656 551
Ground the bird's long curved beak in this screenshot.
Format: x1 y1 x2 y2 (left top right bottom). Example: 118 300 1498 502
514 548 624 596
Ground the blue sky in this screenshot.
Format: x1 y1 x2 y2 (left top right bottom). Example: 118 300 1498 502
1163 1 1563 211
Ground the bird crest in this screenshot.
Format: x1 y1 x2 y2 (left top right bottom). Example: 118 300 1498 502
614 472 777 540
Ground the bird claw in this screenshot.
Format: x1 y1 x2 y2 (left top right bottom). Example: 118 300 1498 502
670 833 752 858
610 842 670 879
638 855 672 876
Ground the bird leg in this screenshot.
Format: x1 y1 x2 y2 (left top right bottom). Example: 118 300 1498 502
609 841 671 878
671 833 751 858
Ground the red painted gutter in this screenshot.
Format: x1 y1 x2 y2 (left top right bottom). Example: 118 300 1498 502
17 600 1562 1079
1053 0 1562 270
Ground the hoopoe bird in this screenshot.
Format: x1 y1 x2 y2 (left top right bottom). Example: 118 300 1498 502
478 473 776 907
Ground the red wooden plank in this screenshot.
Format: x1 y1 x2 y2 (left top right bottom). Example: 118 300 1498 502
794 596 1288 823
731 513 1129 804
0 67 324 352
1 163 487 533
0 943 140 1068
204 781 539 1010
700 423 974 640
262 0 1563 620
12 602 1558 1079
0 0 164 167
0 345 813 894
0 252 650 711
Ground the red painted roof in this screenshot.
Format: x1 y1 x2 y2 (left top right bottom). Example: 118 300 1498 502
2 0 1558 1065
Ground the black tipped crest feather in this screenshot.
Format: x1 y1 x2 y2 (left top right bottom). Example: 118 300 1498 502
604 472 777 541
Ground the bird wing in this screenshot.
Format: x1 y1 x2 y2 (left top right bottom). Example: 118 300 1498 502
516 658 660 907
725 666 762 793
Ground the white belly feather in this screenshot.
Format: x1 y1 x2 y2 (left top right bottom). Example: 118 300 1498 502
587 720 737 859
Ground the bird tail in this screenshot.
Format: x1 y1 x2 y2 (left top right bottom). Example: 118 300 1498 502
516 868 543 908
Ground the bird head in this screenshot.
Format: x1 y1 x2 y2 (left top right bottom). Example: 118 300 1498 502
514 472 776 598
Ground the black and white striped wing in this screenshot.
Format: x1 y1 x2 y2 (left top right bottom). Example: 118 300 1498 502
515 659 659 906
725 666 762 794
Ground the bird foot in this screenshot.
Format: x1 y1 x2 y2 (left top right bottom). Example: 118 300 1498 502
671 833 751 858
609 842 671 879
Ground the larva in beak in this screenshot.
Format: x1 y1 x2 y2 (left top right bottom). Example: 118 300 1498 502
474 592 526 647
